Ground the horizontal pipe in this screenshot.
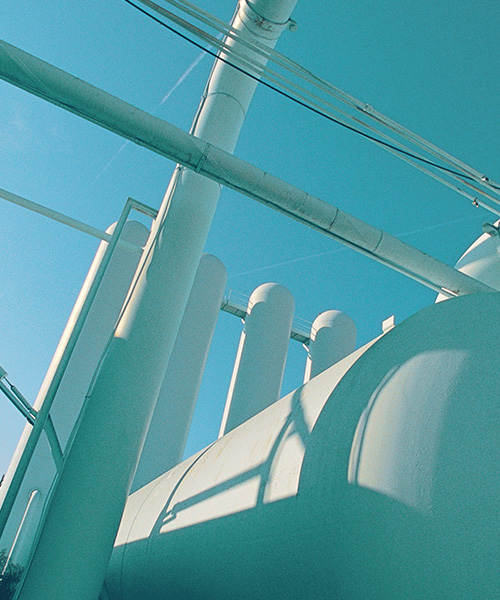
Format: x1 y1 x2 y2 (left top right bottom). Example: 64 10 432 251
0 187 142 253
0 38 494 297
220 294 310 343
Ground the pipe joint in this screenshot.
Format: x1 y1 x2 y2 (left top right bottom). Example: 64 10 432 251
240 0 293 39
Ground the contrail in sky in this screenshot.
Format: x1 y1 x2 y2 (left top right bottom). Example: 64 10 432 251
159 50 206 106
91 50 206 184
229 214 484 279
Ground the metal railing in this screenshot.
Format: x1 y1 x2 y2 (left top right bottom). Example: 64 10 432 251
0 197 156 538
221 289 312 344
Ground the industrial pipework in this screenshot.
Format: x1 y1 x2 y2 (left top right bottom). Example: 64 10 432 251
0 38 494 298
14 1 298 599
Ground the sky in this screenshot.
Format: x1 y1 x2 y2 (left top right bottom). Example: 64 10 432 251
0 0 498 476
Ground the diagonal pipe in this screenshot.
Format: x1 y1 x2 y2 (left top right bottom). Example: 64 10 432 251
0 37 493 297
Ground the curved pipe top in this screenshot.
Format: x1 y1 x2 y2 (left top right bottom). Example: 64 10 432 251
436 219 500 302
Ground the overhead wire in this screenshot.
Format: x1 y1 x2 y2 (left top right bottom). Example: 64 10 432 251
156 0 500 192
150 6 500 213
179 0 500 196
153 0 500 195
167 15 500 213
125 0 500 212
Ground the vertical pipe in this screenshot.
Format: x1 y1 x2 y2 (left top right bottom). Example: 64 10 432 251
4 490 40 569
303 310 357 383
0 213 146 544
17 2 298 599
0 221 148 560
131 254 227 492
219 282 295 436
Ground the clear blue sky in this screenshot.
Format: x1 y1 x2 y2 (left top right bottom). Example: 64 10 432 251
0 0 498 475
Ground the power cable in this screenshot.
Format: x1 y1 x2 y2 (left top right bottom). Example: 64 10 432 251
155 0 500 195
124 0 500 207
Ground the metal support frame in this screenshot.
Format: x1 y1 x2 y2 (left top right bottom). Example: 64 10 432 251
221 290 310 343
0 197 154 538
0 187 150 253
0 378 36 424
0 376 63 468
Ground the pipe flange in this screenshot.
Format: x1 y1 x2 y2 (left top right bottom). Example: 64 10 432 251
240 0 294 39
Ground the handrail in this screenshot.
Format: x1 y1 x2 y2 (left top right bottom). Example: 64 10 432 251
0 188 149 253
0 197 153 538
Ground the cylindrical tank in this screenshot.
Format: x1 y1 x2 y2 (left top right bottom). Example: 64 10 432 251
219 283 294 436
0 221 148 560
132 254 227 492
436 219 500 301
303 310 356 383
107 291 500 600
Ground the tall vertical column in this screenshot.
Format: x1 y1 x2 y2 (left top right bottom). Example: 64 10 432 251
303 310 356 383
219 283 294 436
17 2 298 599
131 254 227 493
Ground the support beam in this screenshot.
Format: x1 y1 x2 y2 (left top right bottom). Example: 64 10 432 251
0 38 494 297
0 187 144 252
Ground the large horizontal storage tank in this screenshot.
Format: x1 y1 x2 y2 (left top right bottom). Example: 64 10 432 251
105 292 500 600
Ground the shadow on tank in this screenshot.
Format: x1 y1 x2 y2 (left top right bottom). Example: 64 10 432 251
107 293 500 600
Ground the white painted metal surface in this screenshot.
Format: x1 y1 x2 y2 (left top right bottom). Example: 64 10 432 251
16 2 298 599
303 310 356 383
0 39 495 297
219 283 295 436
132 254 227 493
0 221 148 564
436 219 500 302
107 292 500 600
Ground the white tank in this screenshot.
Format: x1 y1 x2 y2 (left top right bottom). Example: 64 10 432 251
437 220 500 301
303 309 356 382
132 254 227 492
219 283 294 436
106 291 500 600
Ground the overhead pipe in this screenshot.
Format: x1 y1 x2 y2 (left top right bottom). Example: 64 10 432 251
0 38 494 297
